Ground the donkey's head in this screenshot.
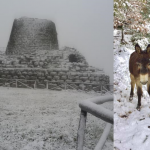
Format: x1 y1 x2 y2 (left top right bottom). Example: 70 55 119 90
135 43 150 85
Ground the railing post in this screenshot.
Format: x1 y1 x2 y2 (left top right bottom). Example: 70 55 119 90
46 81 48 89
94 123 112 150
77 110 87 150
65 82 66 90
34 80 36 89
16 79 17 88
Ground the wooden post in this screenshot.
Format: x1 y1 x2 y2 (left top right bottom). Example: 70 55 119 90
65 82 66 90
34 80 36 89
76 110 87 150
16 79 17 88
50 41 51 50
46 81 48 89
33 81 35 89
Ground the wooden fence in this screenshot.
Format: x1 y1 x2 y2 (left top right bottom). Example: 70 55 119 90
0 78 113 93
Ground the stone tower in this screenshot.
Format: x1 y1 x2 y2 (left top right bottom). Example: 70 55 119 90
6 17 59 55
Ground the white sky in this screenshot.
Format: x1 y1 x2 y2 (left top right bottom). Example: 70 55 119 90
0 0 113 83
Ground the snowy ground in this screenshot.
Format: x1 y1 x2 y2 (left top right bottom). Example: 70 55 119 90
0 87 113 150
114 30 150 150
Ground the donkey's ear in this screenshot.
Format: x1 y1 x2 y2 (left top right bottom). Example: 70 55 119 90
135 43 142 54
146 44 150 53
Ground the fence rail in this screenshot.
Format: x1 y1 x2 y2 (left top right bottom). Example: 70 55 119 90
0 78 113 93
77 95 113 150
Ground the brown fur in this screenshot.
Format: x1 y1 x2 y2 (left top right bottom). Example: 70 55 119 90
129 44 150 110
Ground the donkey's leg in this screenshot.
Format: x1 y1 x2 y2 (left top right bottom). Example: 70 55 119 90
135 80 142 111
129 74 135 101
147 78 150 96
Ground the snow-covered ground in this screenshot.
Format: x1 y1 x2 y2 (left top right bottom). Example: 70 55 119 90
0 87 113 150
114 30 150 150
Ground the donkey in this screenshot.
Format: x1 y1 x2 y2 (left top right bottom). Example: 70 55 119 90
129 43 150 110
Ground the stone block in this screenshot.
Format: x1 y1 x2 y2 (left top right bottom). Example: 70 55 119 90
37 84 45 89
50 72 57 76
61 76 67 80
54 76 60 80
80 77 88 81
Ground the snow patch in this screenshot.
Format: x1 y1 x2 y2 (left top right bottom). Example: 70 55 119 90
114 31 150 150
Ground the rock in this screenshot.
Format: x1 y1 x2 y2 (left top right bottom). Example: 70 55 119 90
48 83 57 89
82 73 88 77
19 75 25 79
89 77 94 81
61 76 67 80
79 84 86 90
80 77 88 81
13 76 18 79
59 72 66 76
54 76 60 80
37 84 45 89
47 76 52 80
50 72 57 76
95 77 100 81
66 79 72 82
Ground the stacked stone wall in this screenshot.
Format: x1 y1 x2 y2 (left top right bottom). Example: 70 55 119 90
0 68 110 91
2 18 110 92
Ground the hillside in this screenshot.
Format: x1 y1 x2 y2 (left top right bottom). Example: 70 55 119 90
114 30 150 150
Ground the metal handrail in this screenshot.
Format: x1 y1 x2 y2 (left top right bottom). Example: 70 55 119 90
77 95 113 150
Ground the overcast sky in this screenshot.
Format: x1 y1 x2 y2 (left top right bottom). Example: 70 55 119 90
0 0 113 83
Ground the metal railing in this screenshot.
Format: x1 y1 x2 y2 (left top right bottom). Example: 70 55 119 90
77 95 113 150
